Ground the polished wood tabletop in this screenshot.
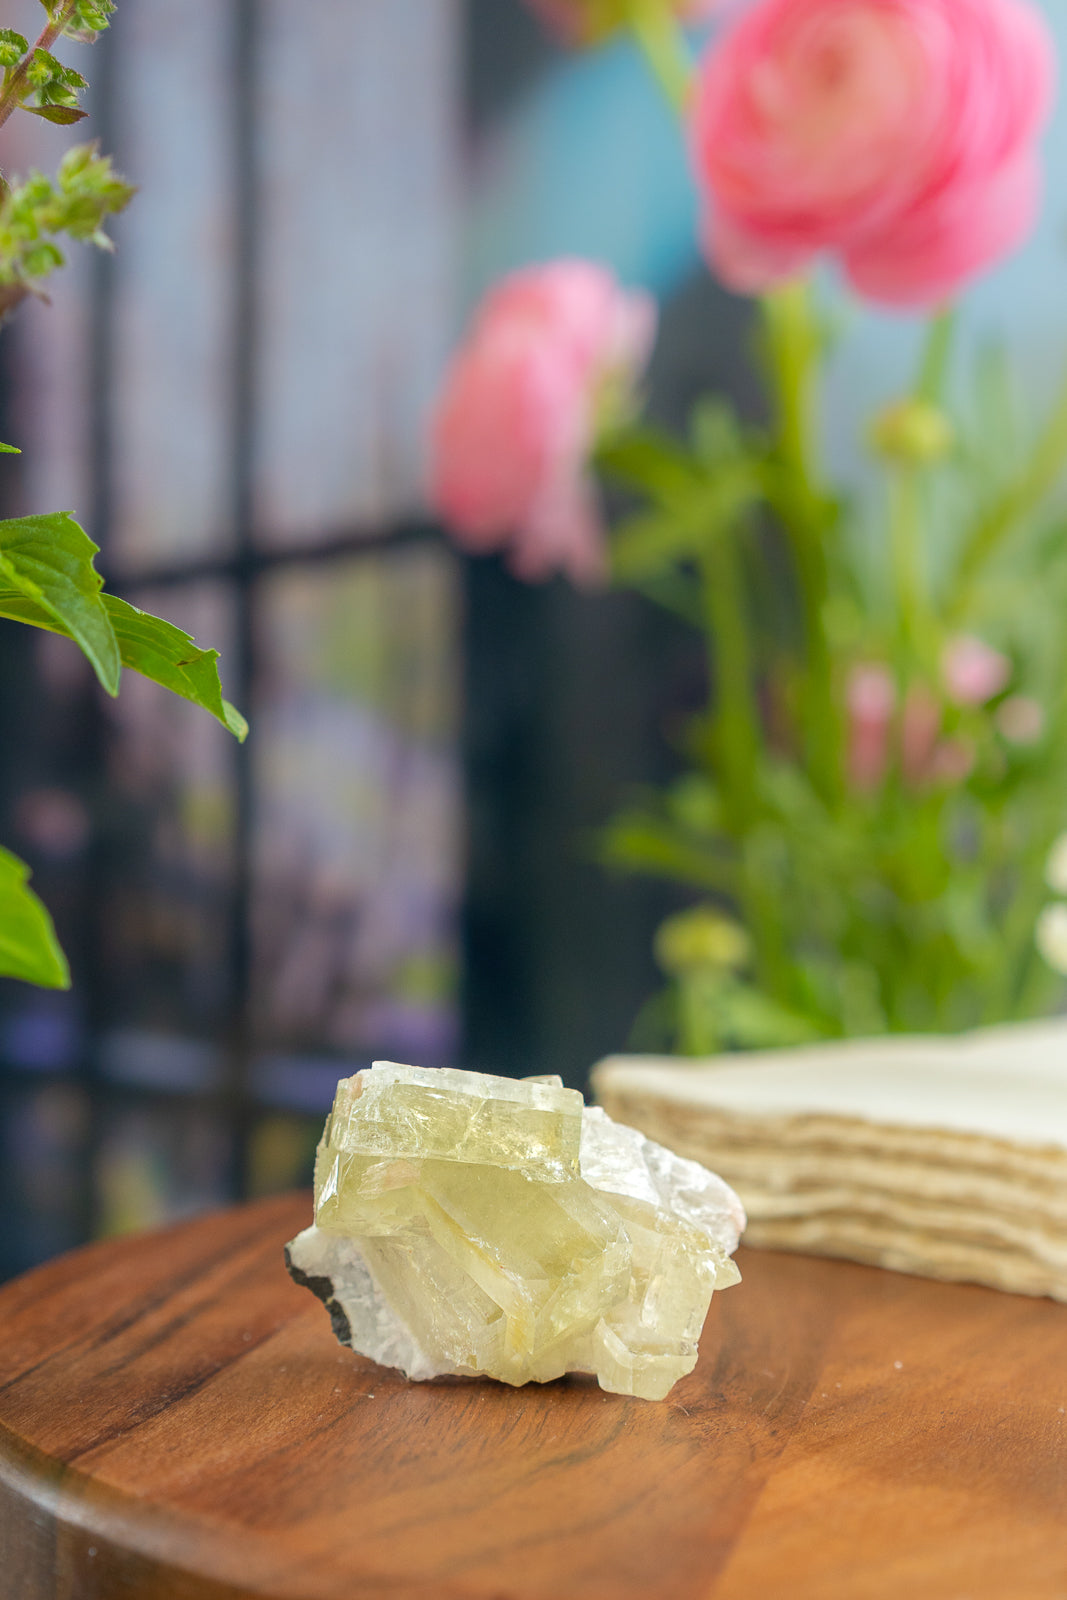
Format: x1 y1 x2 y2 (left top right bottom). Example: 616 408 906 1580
0 1190 1063 1599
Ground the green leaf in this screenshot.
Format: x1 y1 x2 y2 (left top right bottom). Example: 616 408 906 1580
714 981 819 1049
689 399 744 467
596 427 697 501
25 48 87 111
41 0 115 39
103 596 248 740
0 510 119 693
0 845 69 988
0 585 247 739
24 103 88 124
0 441 20 453
0 29 28 68
599 808 737 894
610 461 760 582
0 146 134 299
610 508 691 582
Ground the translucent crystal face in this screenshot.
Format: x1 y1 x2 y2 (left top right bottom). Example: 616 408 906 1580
322 1062 584 1180
290 1061 744 1402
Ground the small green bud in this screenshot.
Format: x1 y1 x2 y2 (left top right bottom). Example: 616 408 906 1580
0 145 133 301
868 398 955 466
655 906 751 977
0 30 28 68
21 241 64 276
30 56 87 108
58 144 94 179
57 0 116 41
26 48 54 87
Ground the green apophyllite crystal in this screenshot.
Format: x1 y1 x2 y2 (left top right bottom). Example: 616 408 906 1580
286 1061 745 1402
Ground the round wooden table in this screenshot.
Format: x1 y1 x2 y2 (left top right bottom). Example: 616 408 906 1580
0 1191 1063 1599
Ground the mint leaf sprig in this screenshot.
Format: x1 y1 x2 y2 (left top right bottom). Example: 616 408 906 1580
0 143 133 313
40 0 115 45
0 2 131 319
22 46 88 124
0 0 112 132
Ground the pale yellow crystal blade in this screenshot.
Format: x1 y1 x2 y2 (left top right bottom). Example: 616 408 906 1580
323 1062 583 1180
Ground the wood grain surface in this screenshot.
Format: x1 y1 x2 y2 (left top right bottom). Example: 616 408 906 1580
0 1191 1064 1600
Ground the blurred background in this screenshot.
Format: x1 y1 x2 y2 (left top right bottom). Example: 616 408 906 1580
0 0 1064 1279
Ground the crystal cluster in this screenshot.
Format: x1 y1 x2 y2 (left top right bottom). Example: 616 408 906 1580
285 1062 745 1401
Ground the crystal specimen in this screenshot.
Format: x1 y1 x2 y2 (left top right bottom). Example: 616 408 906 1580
285 1062 745 1400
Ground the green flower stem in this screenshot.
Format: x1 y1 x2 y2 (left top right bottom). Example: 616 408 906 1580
0 2 79 132
701 531 757 833
949 365 1067 623
624 0 694 114
762 282 819 476
760 281 839 803
876 309 956 677
700 538 793 1000
888 465 934 669
916 305 956 405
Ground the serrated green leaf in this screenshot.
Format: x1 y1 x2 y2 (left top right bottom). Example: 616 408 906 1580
0 844 69 988
0 510 119 692
103 596 248 740
25 103 87 124
0 585 247 739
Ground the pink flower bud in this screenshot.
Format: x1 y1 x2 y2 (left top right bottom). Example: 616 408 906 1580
996 695 1045 745
942 635 1011 706
900 683 941 788
929 737 975 786
845 664 895 792
429 261 656 586
689 0 1055 307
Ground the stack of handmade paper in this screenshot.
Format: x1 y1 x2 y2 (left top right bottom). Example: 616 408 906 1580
592 1019 1067 1301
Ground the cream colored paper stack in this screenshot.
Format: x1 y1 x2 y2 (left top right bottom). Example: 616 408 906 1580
592 1019 1067 1301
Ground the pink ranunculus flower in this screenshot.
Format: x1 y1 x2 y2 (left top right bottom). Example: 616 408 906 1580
942 635 1011 706
526 0 722 47
429 260 656 585
689 0 1055 307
